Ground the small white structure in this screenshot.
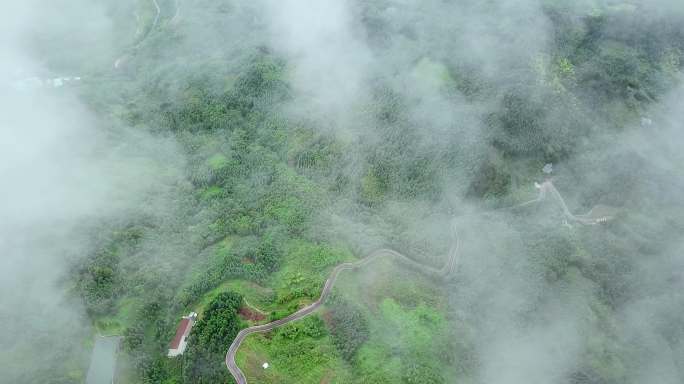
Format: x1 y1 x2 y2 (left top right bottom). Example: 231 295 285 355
11 75 81 91
168 312 197 357
262 362 269 369
543 163 553 174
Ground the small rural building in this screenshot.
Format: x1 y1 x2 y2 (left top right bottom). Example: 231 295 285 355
168 312 198 357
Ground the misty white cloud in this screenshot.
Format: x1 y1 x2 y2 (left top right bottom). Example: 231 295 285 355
0 1 184 381
262 0 374 129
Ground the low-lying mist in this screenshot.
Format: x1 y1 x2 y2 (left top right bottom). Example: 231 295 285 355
1 1 187 381
3 0 684 383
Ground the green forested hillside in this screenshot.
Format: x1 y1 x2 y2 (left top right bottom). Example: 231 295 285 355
11 1 684 383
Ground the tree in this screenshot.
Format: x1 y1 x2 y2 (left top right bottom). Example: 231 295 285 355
183 291 243 383
328 298 369 361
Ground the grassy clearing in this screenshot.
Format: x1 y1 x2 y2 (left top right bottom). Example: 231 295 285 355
266 240 355 313
94 297 139 336
195 279 274 317
333 256 446 311
192 238 356 319
236 316 353 384
236 256 456 383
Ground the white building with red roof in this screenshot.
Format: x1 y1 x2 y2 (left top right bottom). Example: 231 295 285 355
168 312 197 357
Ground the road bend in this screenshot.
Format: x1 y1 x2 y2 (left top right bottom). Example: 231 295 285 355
225 246 457 384
225 180 607 383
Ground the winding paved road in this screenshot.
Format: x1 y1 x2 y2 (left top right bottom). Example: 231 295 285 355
225 180 613 383
540 180 614 225
225 245 460 384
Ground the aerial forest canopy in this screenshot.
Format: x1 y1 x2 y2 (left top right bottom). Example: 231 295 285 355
2 0 684 383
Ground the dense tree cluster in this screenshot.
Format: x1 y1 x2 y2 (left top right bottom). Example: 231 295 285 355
327 298 370 361
183 292 243 383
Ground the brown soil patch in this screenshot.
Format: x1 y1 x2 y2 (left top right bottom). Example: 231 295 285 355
239 306 266 322
321 310 335 330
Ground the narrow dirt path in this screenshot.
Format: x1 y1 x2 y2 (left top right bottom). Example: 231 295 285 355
243 299 267 315
225 180 610 383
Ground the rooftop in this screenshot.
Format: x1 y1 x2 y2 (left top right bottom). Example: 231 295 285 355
169 318 192 349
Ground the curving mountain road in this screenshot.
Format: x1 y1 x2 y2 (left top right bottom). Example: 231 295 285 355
225 180 612 383
225 243 460 383
540 180 614 225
